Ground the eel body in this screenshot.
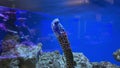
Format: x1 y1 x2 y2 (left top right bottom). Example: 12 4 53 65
51 18 74 68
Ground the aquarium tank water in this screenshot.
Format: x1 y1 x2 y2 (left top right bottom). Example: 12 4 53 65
0 0 120 68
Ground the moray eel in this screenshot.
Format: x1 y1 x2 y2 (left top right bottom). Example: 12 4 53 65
51 18 75 68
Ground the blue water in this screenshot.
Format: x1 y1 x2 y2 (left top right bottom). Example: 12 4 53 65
39 17 120 65
0 4 120 66
36 7 120 65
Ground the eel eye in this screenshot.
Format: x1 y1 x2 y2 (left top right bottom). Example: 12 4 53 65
54 22 59 25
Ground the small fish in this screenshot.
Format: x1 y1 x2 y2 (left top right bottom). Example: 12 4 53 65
7 29 18 34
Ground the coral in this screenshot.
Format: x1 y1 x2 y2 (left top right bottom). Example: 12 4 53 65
3 34 20 42
36 51 65 68
0 42 42 68
91 61 120 68
9 59 20 68
1 39 18 56
51 18 75 68
0 49 120 68
0 57 36 68
36 51 92 68
16 43 42 60
113 49 120 62
36 51 120 68
2 39 16 52
73 53 92 68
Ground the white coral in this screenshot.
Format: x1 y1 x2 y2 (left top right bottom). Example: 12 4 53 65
16 43 42 60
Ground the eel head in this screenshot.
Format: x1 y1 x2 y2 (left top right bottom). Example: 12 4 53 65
51 18 65 37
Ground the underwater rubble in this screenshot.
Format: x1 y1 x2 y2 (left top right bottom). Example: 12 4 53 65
0 42 42 68
113 49 120 62
36 51 120 68
0 47 120 68
91 61 120 68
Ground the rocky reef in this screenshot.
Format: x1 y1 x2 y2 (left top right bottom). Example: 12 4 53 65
0 48 119 68
91 61 120 68
113 49 120 62
36 51 120 68
0 34 119 68
0 42 42 68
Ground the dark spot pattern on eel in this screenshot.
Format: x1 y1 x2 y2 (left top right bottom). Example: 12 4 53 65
51 18 75 68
